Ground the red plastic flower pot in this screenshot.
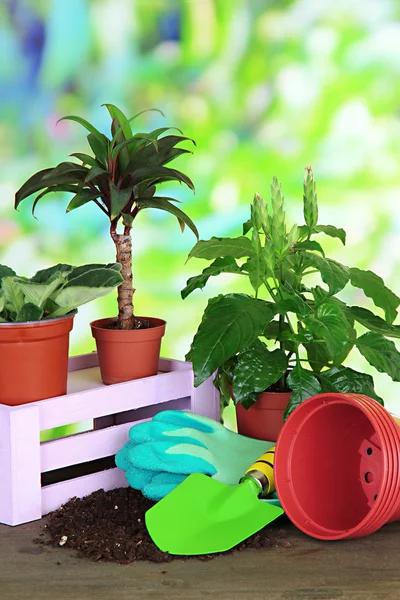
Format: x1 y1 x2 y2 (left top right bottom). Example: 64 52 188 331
90 316 166 385
275 393 400 540
0 314 74 406
236 390 292 442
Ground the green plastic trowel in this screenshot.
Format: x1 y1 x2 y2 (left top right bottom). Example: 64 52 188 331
145 446 284 555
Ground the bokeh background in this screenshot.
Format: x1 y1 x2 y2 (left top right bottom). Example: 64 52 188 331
1 0 400 418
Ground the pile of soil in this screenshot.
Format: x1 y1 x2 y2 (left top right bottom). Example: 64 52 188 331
34 487 291 564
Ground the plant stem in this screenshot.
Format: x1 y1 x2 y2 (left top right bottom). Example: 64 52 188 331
111 228 134 329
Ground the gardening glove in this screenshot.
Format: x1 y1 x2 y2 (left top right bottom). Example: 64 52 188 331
115 410 280 504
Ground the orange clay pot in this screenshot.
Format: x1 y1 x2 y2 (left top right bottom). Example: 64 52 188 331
90 316 166 385
0 314 74 406
236 390 292 442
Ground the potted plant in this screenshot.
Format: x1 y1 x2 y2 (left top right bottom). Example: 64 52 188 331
182 167 400 441
14 104 198 385
0 262 123 405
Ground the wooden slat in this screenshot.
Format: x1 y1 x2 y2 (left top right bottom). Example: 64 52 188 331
41 421 137 473
10 368 192 431
41 468 128 516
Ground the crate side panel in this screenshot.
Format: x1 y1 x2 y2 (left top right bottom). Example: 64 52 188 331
41 468 128 516
41 421 134 473
0 405 42 526
36 369 192 430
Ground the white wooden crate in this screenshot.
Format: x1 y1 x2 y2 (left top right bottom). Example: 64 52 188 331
0 352 219 526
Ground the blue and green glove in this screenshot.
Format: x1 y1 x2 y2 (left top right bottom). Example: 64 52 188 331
115 410 280 504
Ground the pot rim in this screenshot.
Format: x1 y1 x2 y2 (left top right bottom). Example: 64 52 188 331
0 310 77 327
90 316 166 330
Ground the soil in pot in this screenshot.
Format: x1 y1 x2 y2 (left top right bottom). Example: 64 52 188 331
34 487 292 564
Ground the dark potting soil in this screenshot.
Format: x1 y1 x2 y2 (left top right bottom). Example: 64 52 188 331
105 317 151 331
34 487 291 564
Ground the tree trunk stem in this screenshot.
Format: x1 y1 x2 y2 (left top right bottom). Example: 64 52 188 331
112 233 134 330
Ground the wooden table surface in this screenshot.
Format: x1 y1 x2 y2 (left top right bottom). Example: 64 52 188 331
1 518 399 600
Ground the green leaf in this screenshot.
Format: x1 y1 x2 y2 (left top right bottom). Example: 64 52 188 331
263 320 296 352
181 257 242 299
232 340 288 404
40 162 89 187
319 366 383 404
133 165 195 191
349 267 400 324
302 252 350 295
0 265 16 284
69 153 102 168
355 332 400 381
110 183 132 219
138 197 199 239
15 168 54 208
31 264 73 283
66 189 103 213
242 252 267 294
191 293 276 386
187 237 253 261
84 165 108 184
66 263 122 281
58 115 106 145
285 364 322 420
306 341 331 373
294 240 325 256
304 302 350 360
314 225 346 245
275 285 311 318
15 303 44 322
14 275 65 309
242 219 252 235
87 133 108 167
348 306 400 338
52 266 123 314
122 212 134 228
1 277 25 313
107 108 165 146
103 103 132 141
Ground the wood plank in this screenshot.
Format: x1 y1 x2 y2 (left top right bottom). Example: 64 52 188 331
41 468 127 516
40 422 135 472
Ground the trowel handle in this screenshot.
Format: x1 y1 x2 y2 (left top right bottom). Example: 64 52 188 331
239 446 276 498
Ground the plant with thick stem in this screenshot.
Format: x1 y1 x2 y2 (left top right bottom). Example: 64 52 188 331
183 167 400 418
15 104 198 330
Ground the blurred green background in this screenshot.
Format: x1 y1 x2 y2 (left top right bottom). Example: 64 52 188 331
1 0 400 420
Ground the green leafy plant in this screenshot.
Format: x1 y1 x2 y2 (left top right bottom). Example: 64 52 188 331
0 263 123 322
183 167 400 418
15 104 198 330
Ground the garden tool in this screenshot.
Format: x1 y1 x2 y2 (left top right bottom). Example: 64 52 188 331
275 393 400 540
115 410 280 504
145 445 284 555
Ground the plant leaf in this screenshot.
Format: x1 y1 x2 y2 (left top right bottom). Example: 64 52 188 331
301 252 350 295
355 332 400 381
15 168 54 208
314 224 346 245
138 197 199 239
109 183 132 219
285 364 322 420
232 340 288 405
181 257 242 299
66 189 103 213
102 103 132 141
85 165 108 184
191 293 276 386
304 302 350 360
0 265 16 284
87 133 108 167
70 153 102 168
347 305 400 338
14 275 66 309
15 303 44 322
349 267 400 324
319 366 383 404
1 276 25 313
58 115 106 145
132 165 195 191
294 240 325 256
187 236 253 261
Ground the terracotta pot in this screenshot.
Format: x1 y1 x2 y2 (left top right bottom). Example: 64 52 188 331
236 390 292 442
90 316 166 385
0 314 74 406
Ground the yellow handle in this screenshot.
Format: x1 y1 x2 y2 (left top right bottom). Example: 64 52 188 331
240 446 276 497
